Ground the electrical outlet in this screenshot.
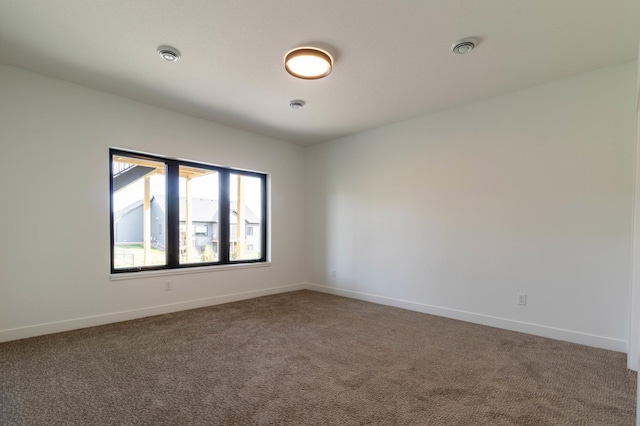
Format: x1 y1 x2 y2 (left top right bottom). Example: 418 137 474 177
517 293 527 305
331 270 336 278
165 281 172 291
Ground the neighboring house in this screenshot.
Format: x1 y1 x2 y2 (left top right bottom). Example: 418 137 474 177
113 196 166 249
114 196 260 257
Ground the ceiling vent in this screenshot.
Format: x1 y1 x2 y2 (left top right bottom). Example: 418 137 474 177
451 38 477 54
157 46 181 62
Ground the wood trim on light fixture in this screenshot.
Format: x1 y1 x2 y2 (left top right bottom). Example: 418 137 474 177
284 47 333 80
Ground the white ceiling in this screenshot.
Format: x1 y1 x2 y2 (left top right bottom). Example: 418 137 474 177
1 0 639 145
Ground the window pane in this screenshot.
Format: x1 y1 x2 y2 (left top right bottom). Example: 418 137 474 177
230 174 262 261
179 166 219 264
112 156 166 269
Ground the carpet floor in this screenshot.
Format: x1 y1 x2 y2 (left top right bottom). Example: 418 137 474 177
1 290 636 425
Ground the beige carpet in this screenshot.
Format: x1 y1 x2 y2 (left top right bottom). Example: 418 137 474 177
0 290 636 425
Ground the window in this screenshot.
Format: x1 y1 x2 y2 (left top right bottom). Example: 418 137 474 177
110 149 267 273
230 173 263 261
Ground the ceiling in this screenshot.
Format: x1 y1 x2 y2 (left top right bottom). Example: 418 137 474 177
1 1 639 145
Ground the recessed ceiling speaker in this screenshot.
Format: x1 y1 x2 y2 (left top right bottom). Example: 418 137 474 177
157 46 181 62
451 38 477 54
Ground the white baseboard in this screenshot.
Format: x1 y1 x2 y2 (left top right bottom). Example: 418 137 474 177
305 283 627 353
0 283 306 343
2 282 627 354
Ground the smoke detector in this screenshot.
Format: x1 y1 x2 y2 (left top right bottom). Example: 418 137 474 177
157 46 181 62
451 38 477 54
289 100 305 109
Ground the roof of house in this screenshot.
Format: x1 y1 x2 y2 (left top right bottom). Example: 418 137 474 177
114 200 143 220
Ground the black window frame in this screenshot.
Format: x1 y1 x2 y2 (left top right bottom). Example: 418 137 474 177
110 148 268 273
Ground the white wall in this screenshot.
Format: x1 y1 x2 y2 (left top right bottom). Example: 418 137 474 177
632 43 640 425
1 59 637 357
306 61 637 353
0 63 307 341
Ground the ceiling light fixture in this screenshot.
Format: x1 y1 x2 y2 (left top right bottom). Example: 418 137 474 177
451 38 477 54
289 100 305 109
157 46 181 62
284 47 333 80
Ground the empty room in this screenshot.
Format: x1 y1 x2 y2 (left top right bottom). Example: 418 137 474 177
2 1 640 424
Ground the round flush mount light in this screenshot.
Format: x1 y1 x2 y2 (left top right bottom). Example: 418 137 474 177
451 38 477 54
285 47 333 79
289 99 306 109
157 46 181 62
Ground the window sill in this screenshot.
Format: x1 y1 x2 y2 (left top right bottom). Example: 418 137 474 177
110 261 271 281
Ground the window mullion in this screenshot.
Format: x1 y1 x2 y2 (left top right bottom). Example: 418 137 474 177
166 160 180 267
260 174 267 262
219 171 230 263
